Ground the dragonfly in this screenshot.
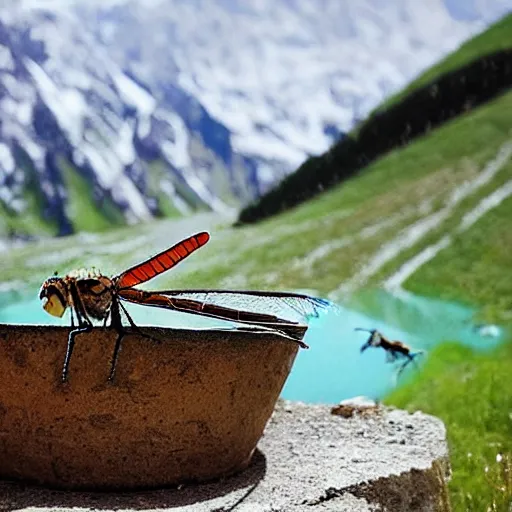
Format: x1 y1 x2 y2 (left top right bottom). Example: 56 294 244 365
39 231 329 383
356 328 425 378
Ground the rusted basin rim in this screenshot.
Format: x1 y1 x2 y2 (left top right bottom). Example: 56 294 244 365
0 323 309 343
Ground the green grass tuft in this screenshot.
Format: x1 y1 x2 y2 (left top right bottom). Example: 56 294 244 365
386 342 512 511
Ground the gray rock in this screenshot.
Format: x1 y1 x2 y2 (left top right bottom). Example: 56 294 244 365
0 400 450 512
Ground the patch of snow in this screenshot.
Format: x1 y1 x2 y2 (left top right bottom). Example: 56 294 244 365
9 198 25 213
73 149 85 166
18 135 45 163
62 68 94 90
293 213 404 272
256 162 281 187
137 116 152 140
25 59 87 147
40 180 55 199
182 170 233 215
0 45 14 70
111 175 152 223
155 109 191 169
154 108 234 213
383 149 512 291
458 179 512 231
1 75 34 101
0 97 33 126
384 236 451 291
232 130 308 165
332 141 512 296
77 140 150 221
114 120 136 167
79 143 117 188
160 178 192 215
0 143 15 174
0 187 14 206
111 70 156 116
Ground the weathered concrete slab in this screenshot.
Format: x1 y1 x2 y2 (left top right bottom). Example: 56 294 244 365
0 399 450 512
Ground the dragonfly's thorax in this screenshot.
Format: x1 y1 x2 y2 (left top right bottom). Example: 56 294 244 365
40 269 115 321
369 330 383 347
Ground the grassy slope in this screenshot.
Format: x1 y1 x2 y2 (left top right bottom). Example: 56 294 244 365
388 341 512 511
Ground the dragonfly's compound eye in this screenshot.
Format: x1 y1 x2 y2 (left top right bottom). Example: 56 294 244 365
40 284 67 318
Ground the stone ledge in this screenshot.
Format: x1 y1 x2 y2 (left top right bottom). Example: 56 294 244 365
0 399 451 512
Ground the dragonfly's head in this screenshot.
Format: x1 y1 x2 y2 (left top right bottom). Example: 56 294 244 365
355 328 382 352
39 277 68 318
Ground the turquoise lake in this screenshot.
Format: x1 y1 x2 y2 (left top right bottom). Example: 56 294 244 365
0 288 504 404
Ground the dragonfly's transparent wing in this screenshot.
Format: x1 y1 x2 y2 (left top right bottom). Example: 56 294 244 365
154 289 331 324
118 288 327 347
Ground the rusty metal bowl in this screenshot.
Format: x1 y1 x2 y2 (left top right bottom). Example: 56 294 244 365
0 323 306 490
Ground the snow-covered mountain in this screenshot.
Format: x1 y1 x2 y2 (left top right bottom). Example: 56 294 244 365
0 0 510 237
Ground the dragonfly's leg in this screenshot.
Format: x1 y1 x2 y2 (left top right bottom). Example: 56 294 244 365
107 299 125 382
395 355 417 380
62 323 92 383
62 284 92 383
108 299 154 381
108 329 125 382
108 299 163 383
408 352 423 370
119 300 161 344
